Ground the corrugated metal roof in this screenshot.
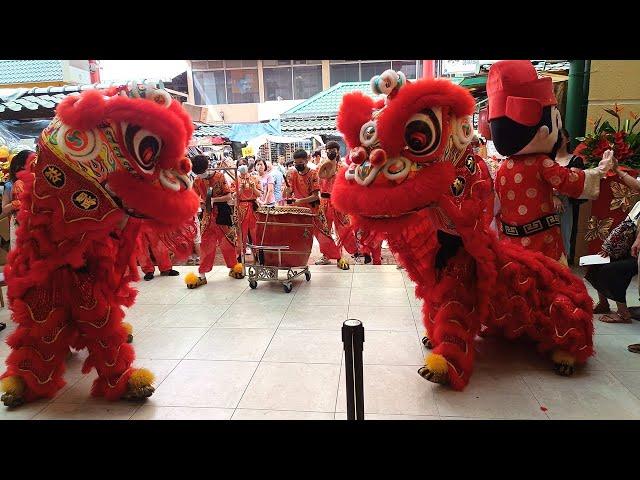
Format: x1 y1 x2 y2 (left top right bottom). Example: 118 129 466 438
0 60 64 85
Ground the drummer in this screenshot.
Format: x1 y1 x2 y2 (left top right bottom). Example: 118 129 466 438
188 155 243 289
317 141 357 264
231 164 262 254
286 149 350 270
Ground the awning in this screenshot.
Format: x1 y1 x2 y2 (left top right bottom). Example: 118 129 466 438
228 120 282 142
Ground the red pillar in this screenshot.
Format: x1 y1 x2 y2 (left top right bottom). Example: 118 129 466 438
423 60 436 79
89 60 101 83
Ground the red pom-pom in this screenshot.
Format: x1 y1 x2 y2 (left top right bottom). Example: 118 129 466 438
56 90 107 131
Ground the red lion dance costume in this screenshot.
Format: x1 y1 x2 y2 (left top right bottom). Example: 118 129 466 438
332 70 595 390
0 83 199 407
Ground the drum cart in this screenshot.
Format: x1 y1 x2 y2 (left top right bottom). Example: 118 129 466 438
246 206 313 293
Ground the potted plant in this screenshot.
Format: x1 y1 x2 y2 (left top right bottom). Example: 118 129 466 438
575 104 640 254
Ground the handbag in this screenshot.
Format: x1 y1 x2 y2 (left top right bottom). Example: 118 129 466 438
601 219 636 260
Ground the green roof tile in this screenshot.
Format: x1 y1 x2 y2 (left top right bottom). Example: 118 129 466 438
192 123 232 138
282 82 378 117
0 60 64 85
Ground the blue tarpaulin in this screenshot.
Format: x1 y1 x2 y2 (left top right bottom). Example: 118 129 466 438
228 120 281 142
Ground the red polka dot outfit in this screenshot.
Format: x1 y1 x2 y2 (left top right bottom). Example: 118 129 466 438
495 154 588 262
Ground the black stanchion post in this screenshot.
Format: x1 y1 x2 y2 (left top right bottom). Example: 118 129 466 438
342 319 365 420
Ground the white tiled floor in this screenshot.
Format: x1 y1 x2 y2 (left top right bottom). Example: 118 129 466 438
1 264 640 420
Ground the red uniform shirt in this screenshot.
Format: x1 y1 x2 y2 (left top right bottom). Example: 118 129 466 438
287 168 320 201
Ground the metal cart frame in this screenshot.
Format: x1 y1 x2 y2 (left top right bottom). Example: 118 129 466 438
246 243 310 293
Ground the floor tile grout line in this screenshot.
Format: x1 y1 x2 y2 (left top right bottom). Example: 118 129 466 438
231 279 299 418
130 286 241 418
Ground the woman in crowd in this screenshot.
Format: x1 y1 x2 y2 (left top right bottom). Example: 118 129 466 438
1 150 33 250
586 158 640 324
553 128 586 257
256 159 275 207
233 164 261 252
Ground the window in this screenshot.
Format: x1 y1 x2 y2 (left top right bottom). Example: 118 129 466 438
264 67 293 101
293 60 321 65
263 60 292 66
225 60 257 68
392 61 418 79
225 69 259 103
293 65 322 99
330 63 359 85
192 60 223 70
360 61 392 81
193 70 226 105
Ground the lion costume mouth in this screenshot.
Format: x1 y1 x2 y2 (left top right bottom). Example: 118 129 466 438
332 161 455 222
105 171 199 225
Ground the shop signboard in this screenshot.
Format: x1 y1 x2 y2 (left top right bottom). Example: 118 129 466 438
242 146 255 157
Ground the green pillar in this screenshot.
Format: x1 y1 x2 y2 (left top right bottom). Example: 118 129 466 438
565 60 589 149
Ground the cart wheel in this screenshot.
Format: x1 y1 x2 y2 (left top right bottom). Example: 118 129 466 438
305 271 311 281
283 283 293 293
249 280 258 289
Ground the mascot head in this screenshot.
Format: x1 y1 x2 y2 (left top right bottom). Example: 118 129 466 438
487 60 562 158
38 82 198 226
332 70 476 230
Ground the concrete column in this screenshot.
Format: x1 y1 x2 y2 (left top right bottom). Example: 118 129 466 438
186 60 195 105
322 60 330 90
257 60 265 103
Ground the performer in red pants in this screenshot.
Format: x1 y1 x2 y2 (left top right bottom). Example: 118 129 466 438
231 164 261 254
137 225 179 280
286 149 350 270
187 155 242 288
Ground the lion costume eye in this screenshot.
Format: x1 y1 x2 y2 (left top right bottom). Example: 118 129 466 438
404 109 441 156
359 121 378 147
123 123 162 173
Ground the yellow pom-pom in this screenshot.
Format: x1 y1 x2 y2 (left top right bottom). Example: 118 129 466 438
552 350 575 366
0 146 9 159
122 321 133 336
1 376 25 396
129 368 155 389
425 353 448 374
232 263 244 274
184 272 198 285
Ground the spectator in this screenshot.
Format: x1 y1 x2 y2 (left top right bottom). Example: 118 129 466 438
586 156 640 324
256 159 275 207
0 150 34 250
269 160 285 205
553 128 586 257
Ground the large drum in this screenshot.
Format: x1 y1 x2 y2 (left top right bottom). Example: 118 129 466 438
254 205 315 267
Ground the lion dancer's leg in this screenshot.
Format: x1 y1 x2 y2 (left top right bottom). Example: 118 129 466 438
495 243 594 376
137 231 156 279
417 248 482 391
333 207 358 257
1 275 74 407
314 205 349 270
148 232 177 277
71 279 154 401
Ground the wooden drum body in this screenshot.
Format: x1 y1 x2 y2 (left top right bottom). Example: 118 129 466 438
254 205 315 267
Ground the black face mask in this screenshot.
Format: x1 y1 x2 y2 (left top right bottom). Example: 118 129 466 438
327 151 337 160
295 164 306 172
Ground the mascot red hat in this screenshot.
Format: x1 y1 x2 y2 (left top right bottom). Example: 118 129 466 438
487 60 557 127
